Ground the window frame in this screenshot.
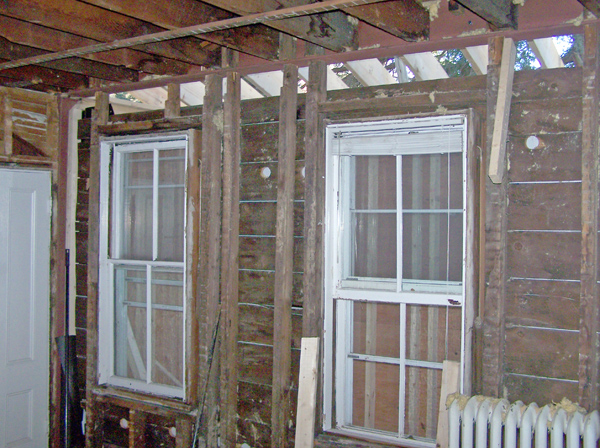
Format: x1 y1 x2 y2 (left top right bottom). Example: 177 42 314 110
97 131 200 401
322 113 477 446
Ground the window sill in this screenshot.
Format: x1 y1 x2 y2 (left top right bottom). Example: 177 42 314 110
91 385 196 418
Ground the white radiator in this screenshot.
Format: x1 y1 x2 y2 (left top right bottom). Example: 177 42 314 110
447 395 600 448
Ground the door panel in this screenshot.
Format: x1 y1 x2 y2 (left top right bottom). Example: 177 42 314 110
0 169 51 448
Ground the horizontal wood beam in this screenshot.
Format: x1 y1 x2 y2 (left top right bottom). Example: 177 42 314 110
201 0 357 52
0 0 217 67
0 14 195 77
78 0 281 61
578 0 600 17
455 0 517 29
0 0 389 71
341 0 429 42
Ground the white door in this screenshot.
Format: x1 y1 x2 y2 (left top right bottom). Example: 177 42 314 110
0 169 51 448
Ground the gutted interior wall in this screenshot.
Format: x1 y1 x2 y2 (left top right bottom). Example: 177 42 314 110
74 64 591 446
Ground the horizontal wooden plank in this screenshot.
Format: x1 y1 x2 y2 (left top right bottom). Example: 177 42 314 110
508 132 581 182
508 99 582 135
503 373 578 406
241 121 305 162
238 343 300 386
240 95 306 126
507 182 581 231
240 161 305 202
238 381 272 427
511 67 582 103
238 304 302 348
76 264 88 297
78 148 90 178
505 279 580 330
75 295 87 329
506 232 581 280
239 270 303 307
239 236 304 272
240 201 304 237
504 326 578 380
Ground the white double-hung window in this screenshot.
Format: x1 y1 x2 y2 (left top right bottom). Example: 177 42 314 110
98 133 192 399
323 115 475 446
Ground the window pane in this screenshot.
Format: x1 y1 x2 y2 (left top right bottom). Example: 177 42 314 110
151 269 183 387
114 265 147 381
120 151 153 260
353 156 396 210
352 213 396 279
405 366 441 440
405 305 462 364
157 149 185 261
402 153 463 211
352 361 399 433
352 302 400 358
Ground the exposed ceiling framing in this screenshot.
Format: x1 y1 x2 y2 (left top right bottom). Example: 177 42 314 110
0 0 593 98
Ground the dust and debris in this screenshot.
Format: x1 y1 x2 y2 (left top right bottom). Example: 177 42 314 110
429 91 436 103
212 109 224 132
436 105 448 114
420 0 441 20
347 15 359 25
512 0 525 5
445 392 469 410
457 28 488 38
550 113 560 122
551 397 586 414
567 14 583 27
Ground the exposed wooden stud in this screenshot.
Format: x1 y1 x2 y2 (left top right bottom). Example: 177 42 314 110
199 73 223 447
294 337 320 448
128 410 147 447
272 34 298 448
579 22 599 411
219 48 241 447
488 37 516 184
1 91 12 155
164 83 181 118
85 90 109 448
176 417 193 448
186 129 202 407
481 36 508 398
436 361 460 448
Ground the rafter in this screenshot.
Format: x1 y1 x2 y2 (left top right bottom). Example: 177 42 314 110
0 0 217 67
455 0 517 29
341 0 429 42
0 37 138 83
200 0 358 52
0 15 195 76
402 52 448 81
528 38 565 69
344 59 396 86
462 45 489 75
77 0 281 61
577 0 600 17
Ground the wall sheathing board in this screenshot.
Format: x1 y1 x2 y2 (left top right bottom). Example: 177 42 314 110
74 65 590 447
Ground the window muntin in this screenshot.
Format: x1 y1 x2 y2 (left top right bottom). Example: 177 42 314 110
324 115 469 446
99 135 188 399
